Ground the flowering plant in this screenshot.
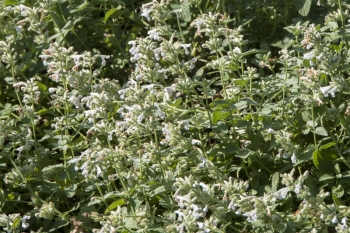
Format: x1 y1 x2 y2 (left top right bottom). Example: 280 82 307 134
1 0 350 232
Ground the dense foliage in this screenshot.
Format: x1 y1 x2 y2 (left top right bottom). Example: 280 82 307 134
1 0 350 232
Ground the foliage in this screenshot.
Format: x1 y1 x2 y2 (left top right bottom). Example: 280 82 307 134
1 0 350 232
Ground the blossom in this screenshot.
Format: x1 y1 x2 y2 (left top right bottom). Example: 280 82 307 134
294 183 301 194
180 43 191 55
274 187 290 199
141 8 152 21
320 85 337 97
332 216 338 224
189 58 197 69
243 208 258 222
39 55 50 66
267 128 276 134
14 26 22 33
99 55 110 66
172 9 182 17
148 29 159 40
291 153 297 163
71 54 84 66
21 215 30 228
303 51 316 60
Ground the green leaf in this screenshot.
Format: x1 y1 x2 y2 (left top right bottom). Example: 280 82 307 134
319 174 334 182
88 197 102 206
332 185 344 198
213 110 230 124
271 172 279 192
159 196 173 208
319 142 336 150
64 184 77 198
312 149 337 172
105 199 125 214
4 0 19 5
174 97 182 107
49 219 69 232
4 77 15 85
311 126 328 136
123 217 139 229
11 215 21 229
332 194 345 206
293 0 312 16
104 8 121 23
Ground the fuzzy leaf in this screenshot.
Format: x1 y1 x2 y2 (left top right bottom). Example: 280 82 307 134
271 172 279 192
293 0 312 16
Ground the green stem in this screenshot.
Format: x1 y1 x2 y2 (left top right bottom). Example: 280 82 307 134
338 0 349 49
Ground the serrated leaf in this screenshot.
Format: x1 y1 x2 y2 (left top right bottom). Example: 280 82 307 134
319 142 336 150
271 172 279 192
293 0 312 16
105 199 125 214
123 217 139 229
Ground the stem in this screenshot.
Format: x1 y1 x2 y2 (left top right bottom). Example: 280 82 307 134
338 0 349 49
311 104 318 150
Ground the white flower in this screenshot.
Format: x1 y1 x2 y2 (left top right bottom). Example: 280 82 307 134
39 55 50 66
158 68 169 79
14 26 22 33
164 84 176 100
294 183 301 194
342 217 347 225
303 51 316 60
320 85 337 97
71 54 84 66
19 4 29 16
199 182 209 193
243 209 258 222
291 153 297 163
191 139 201 145
172 9 182 18
148 29 159 40
180 43 191 55
332 216 338 224
99 55 110 66
267 128 276 134
232 47 241 54
141 8 152 21
21 215 30 228
180 119 190 130
189 58 197 69
137 113 144 123
274 187 290 199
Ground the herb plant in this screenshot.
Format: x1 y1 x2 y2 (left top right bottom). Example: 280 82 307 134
1 0 350 232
